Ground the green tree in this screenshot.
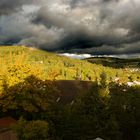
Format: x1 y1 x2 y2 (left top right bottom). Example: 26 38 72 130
61 83 106 140
108 83 140 140
100 72 107 88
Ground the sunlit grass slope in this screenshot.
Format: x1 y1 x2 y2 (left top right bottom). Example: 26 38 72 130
0 46 139 83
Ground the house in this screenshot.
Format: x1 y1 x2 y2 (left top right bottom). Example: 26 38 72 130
0 117 17 140
94 138 104 140
127 81 140 87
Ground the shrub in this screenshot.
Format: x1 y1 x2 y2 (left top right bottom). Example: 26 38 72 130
13 118 49 140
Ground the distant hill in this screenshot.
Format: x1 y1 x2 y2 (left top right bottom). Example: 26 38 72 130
86 57 140 68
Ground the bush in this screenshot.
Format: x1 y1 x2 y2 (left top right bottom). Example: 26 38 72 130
13 118 49 140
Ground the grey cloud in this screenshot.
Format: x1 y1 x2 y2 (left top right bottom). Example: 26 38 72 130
0 0 41 15
67 41 140 55
0 0 140 55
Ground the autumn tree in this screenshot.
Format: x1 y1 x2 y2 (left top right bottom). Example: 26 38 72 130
0 75 58 119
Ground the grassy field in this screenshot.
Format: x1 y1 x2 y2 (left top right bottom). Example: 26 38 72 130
0 46 139 84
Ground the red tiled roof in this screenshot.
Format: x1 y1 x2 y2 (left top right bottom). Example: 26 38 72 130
0 117 17 128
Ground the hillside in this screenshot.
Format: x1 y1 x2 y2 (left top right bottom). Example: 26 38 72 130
86 57 140 68
0 46 139 83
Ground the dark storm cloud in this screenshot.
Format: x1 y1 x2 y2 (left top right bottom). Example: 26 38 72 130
0 0 40 15
0 0 140 55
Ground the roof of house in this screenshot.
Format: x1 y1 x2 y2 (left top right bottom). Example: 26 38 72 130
0 117 16 129
54 80 94 104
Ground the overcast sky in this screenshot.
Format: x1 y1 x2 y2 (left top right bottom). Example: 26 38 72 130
0 0 140 55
